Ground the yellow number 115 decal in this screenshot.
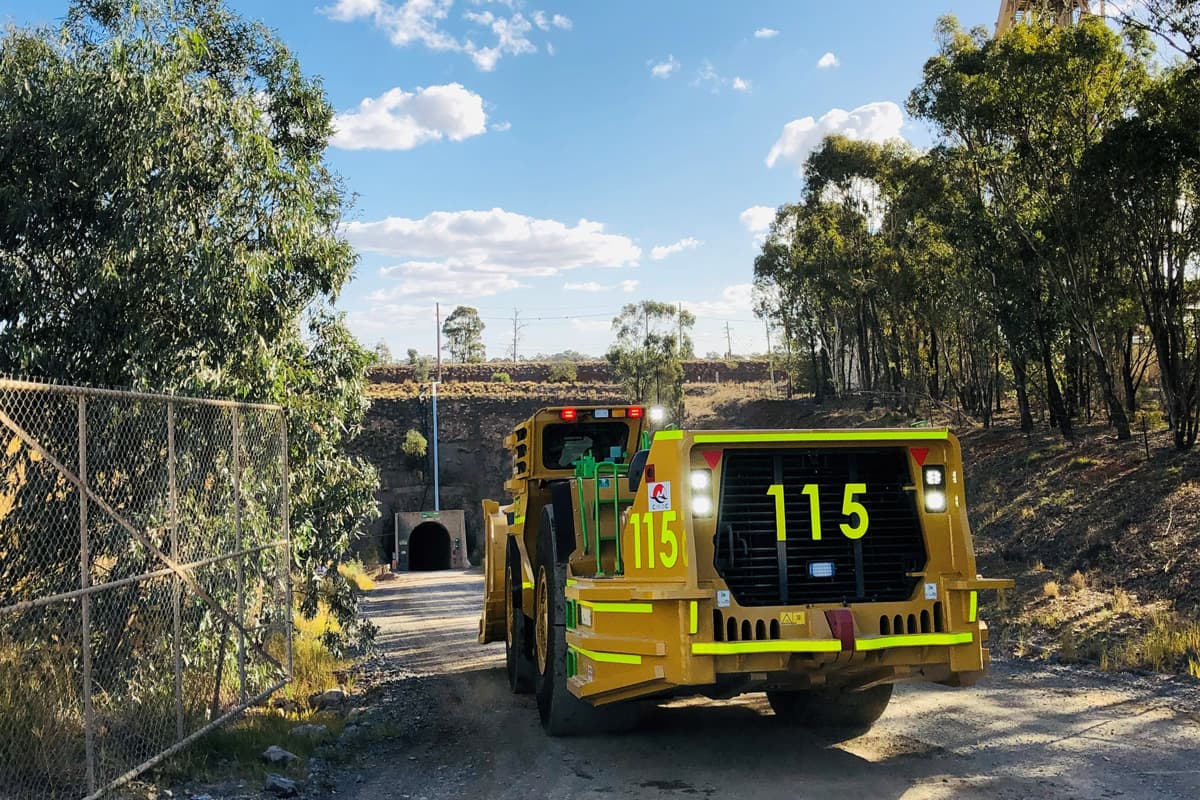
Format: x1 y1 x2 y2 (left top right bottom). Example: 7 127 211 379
768 483 869 541
631 510 687 570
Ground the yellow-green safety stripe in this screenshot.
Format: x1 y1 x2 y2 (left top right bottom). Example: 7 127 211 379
654 429 684 441
578 601 653 614
693 430 949 444
513 515 525 525
692 639 842 655
689 601 698 634
569 645 642 665
968 591 978 623
855 632 972 651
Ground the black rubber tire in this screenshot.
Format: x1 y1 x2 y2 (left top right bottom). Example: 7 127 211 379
505 543 535 694
533 506 637 736
767 684 893 740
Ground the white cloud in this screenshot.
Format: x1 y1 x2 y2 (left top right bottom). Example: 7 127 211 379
321 0 566 71
732 77 751 92
817 51 840 69
681 283 755 318
346 209 642 285
650 55 679 78
754 27 779 39
766 101 905 173
331 83 487 150
564 279 640 293
375 261 520 298
650 237 702 261
740 205 776 233
490 120 512 132
694 59 722 92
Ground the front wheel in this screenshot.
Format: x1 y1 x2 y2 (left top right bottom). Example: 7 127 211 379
504 544 534 694
534 506 637 736
767 684 893 740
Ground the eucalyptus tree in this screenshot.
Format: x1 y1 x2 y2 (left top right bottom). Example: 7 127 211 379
0 0 379 646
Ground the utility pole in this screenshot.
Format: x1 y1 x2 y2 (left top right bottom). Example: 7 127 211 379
509 308 527 362
435 302 442 382
677 302 684 359
765 318 775 388
725 322 733 359
431 380 440 512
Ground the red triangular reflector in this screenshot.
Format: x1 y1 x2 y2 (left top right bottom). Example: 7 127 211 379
703 450 722 469
911 447 929 466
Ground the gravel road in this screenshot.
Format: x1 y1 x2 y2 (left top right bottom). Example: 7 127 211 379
328 569 1200 800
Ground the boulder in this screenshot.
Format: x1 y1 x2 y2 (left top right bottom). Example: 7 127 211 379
261 745 299 765
263 774 299 798
289 723 330 741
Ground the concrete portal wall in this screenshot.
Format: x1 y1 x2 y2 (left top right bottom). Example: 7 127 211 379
393 510 470 570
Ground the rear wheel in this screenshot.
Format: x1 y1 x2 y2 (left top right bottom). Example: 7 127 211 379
504 544 534 694
534 506 637 736
767 684 893 740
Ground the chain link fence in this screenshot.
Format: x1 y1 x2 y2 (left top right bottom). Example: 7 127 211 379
0 378 291 799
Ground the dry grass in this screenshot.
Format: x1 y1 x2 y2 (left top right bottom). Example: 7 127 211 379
1110 587 1133 615
338 559 375 592
1042 581 1061 599
1111 613 1200 678
1069 570 1088 592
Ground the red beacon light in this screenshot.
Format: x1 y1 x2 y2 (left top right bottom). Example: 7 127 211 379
627 406 643 419
560 408 577 421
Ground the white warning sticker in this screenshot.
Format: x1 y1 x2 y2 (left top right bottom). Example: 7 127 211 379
924 582 939 601
648 481 672 512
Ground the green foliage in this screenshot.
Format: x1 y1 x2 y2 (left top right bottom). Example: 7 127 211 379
402 428 427 459
548 361 578 383
491 371 512 383
0 0 379 646
442 305 486 363
373 339 393 364
606 300 695 419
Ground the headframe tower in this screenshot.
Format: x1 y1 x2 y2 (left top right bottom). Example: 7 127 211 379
995 1 1103 35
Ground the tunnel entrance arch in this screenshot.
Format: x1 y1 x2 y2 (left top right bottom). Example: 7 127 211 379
408 521 451 571
393 510 470 571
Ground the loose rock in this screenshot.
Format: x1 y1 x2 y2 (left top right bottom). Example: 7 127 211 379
263 774 299 798
261 745 299 765
308 688 347 710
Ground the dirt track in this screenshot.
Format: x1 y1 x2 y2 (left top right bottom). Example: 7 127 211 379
333 569 1200 800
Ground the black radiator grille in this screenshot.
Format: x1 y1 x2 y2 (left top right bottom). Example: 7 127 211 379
714 448 926 606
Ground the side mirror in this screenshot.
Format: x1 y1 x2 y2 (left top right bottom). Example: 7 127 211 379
627 449 650 493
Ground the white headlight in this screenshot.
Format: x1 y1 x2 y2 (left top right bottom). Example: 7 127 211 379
924 467 944 486
924 490 946 513
649 406 666 423
690 469 711 491
692 495 713 517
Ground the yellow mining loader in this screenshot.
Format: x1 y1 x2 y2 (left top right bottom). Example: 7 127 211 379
479 405 1011 735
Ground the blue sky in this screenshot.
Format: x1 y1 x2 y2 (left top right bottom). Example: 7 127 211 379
2 0 1001 359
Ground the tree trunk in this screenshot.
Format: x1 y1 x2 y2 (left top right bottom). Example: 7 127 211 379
1083 329 1132 440
1041 337 1073 440
1012 354 1034 433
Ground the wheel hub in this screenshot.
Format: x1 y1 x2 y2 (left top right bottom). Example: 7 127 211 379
535 566 549 674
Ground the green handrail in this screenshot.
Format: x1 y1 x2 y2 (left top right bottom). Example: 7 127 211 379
574 456 630 576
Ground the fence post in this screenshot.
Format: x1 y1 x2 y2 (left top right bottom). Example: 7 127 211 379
78 396 97 794
233 408 246 707
168 401 184 741
280 413 293 680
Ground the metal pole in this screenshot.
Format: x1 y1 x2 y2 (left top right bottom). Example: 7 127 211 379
168 402 184 741
280 412 293 680
431 381 440 512
436 302 442 382
232 410 246 706
79 396 96 794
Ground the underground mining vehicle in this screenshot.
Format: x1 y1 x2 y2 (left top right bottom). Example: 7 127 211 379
478 405 1011 736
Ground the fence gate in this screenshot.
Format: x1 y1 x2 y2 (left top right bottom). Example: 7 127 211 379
0 378 292 799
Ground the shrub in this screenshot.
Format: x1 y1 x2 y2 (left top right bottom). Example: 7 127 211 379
491 371 512 383
402 429 427 459
1043 581 1061 599
548 362 578 383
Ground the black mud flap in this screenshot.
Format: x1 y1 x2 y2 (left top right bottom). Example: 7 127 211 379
549 480 577 564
